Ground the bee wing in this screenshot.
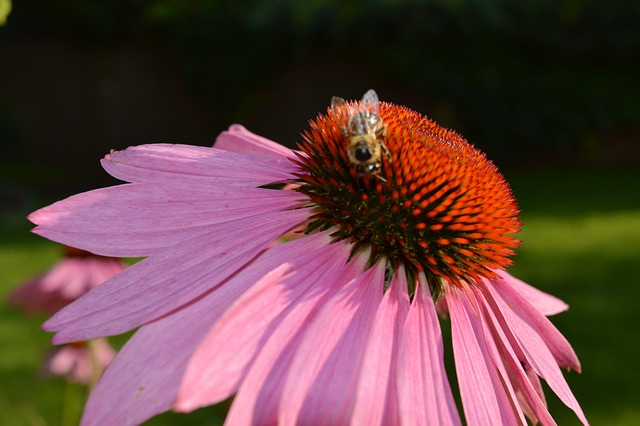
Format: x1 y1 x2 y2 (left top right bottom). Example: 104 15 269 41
360 89 380 113
331 96 352 135
331 96 346 109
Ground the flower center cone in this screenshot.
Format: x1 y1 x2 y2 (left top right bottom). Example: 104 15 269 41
293 101 522 293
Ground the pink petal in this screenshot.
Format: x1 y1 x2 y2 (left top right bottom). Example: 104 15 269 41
175 232 353 412
214 124 295 159
467 290 532 425
47 345 82 376
397 275 461 425
47 259 82 296
496 270 568 316
446 287 522 426
218 243 366 425
79 250 262 426
102 144 296 185
82 234 341 425
491 278 581 372
224 324 309 425
435 296 450 318
350 265 411 425
486 282 589 425
277 260 385 425
30 183 303 257
44 208 309 343
475 289 557 425
522 362 547 417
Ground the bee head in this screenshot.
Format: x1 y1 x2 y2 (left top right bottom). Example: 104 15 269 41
353 141 373 162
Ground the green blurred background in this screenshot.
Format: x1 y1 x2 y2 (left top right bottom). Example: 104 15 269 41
1 0 639 425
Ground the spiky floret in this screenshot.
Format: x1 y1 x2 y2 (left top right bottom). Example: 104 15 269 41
291 100 521 292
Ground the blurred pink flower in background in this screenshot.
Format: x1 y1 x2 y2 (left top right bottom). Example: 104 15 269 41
10 246 127 314
29 94 587 425
10 245 124 387
44 339 116 385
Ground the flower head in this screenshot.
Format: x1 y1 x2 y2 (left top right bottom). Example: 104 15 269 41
30 91 587 425
294 98 521 289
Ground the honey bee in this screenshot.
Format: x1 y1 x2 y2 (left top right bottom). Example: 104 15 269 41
331 89 391 177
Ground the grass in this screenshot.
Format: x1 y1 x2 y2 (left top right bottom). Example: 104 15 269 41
1 168 639 425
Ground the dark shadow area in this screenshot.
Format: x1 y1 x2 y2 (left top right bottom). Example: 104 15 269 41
508 170 640 217
2 1 639 201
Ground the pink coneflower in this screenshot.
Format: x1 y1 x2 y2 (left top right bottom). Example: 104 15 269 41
44 339 116 386
10 246 127 315
10 246 123 388
30 91 587 425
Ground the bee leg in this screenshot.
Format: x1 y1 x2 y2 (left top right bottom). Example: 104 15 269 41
376 125 392 161
380 140 392 161
370 164 387 183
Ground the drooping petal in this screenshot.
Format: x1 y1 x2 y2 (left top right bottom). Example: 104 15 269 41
350 265 411 425
175 232 353 412
490 278 582 372
44 208 309 343
101 144 296 186
215 124 295 159
473 288 557 426
446 286 523 426
277 260 385 425
484 281 589 425
30 183 303 257
496 270 568 316
397 274 461 426
467 289 533 425
523 362 547 415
